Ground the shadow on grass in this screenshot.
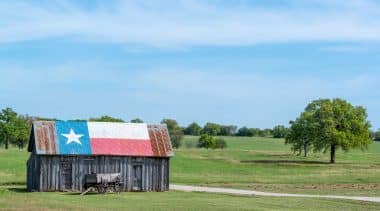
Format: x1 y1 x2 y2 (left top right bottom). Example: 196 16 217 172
240 160 329 165
65 192 123 196
7 187 28 192
0 181 26 186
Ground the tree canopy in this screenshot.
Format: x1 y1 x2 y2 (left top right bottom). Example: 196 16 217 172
198 134 216 149
88 115 125 122
285 112 314 157
0 108 31 149
272 125 289 138
219 125 237 136
201 122 221 136
184 122 202 136
161 118 184 148
286 98 372 163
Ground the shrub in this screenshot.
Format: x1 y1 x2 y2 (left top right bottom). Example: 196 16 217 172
198 134 216 149
215 138 227 149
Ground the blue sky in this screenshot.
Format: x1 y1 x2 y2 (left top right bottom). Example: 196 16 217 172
0 0 379 129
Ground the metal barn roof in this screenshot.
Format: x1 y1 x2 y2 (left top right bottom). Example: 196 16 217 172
28 121 173 157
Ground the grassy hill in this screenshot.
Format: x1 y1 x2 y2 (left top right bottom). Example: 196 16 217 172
0 136 379 210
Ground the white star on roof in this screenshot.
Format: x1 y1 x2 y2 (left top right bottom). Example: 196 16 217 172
62 129 83 145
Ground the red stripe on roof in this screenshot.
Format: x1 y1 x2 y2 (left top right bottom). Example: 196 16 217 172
90 138 154 156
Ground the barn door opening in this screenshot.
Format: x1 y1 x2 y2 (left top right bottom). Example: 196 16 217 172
60 161 72 191
132 165 142 191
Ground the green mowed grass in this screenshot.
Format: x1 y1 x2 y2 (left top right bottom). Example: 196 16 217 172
171 136 380 196
0 136 380 210
0 186 379 211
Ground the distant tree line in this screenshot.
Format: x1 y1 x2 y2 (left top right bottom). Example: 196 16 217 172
183 122 288 138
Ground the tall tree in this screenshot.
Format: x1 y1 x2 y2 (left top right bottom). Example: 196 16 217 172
184 122 202 136
236 127 252 137
285 112 314 157
201 123 221 136
288 99 372 163
161 118 184 148
0 108 30 149
219 125 237 136
14 115 31 149
272 125 289 138
89 115 125 122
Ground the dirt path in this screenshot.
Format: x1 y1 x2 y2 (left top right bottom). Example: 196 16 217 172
170 184 380 203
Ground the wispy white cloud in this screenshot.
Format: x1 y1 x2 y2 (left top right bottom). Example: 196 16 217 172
1 0 380 47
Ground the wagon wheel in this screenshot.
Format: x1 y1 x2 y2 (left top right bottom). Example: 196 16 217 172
114 183 121 194
97 184 106 194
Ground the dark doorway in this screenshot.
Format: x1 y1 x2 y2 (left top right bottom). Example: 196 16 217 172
60 162 72 190
132 165 142 191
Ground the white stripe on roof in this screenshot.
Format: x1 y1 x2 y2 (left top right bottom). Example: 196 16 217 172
88 122 150 140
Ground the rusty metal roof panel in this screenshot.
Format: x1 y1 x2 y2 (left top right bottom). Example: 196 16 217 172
33 121 58 154
148 124 174 157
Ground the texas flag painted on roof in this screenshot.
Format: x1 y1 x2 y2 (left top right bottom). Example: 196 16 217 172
29 121 173 157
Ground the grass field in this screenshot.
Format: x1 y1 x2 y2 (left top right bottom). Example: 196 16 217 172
173 136 380 196
0 136 379 210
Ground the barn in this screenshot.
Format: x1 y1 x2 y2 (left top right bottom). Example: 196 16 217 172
26 120 173 192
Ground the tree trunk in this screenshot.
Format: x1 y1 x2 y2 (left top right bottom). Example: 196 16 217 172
303 142 308 157
4 136 9 149
330 144 336 163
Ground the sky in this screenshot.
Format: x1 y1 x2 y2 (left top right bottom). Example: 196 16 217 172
0 0 379 129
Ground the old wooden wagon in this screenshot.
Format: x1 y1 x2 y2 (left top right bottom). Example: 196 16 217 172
26 120 173 192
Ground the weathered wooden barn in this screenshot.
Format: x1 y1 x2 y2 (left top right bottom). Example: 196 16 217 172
27 120 173 192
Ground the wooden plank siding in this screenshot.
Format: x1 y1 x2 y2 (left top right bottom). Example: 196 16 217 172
27 155 170 192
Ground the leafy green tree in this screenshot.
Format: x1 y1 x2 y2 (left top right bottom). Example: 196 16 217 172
374 129 380 141
288 98 372 163
285 112 314 157
272 125 289 138
219 125 237 136
89 115 125 122
0 108 18 149
249 128 261 137
236 127 253 137
14 115 31 149
130 118 144 123
184 122 202 136
198 134 216 149
201 123 221 136
161 118 184 148
215 138 227 149
0 108 30 149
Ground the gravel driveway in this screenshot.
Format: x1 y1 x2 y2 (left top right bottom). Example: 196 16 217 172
170 184 380 203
